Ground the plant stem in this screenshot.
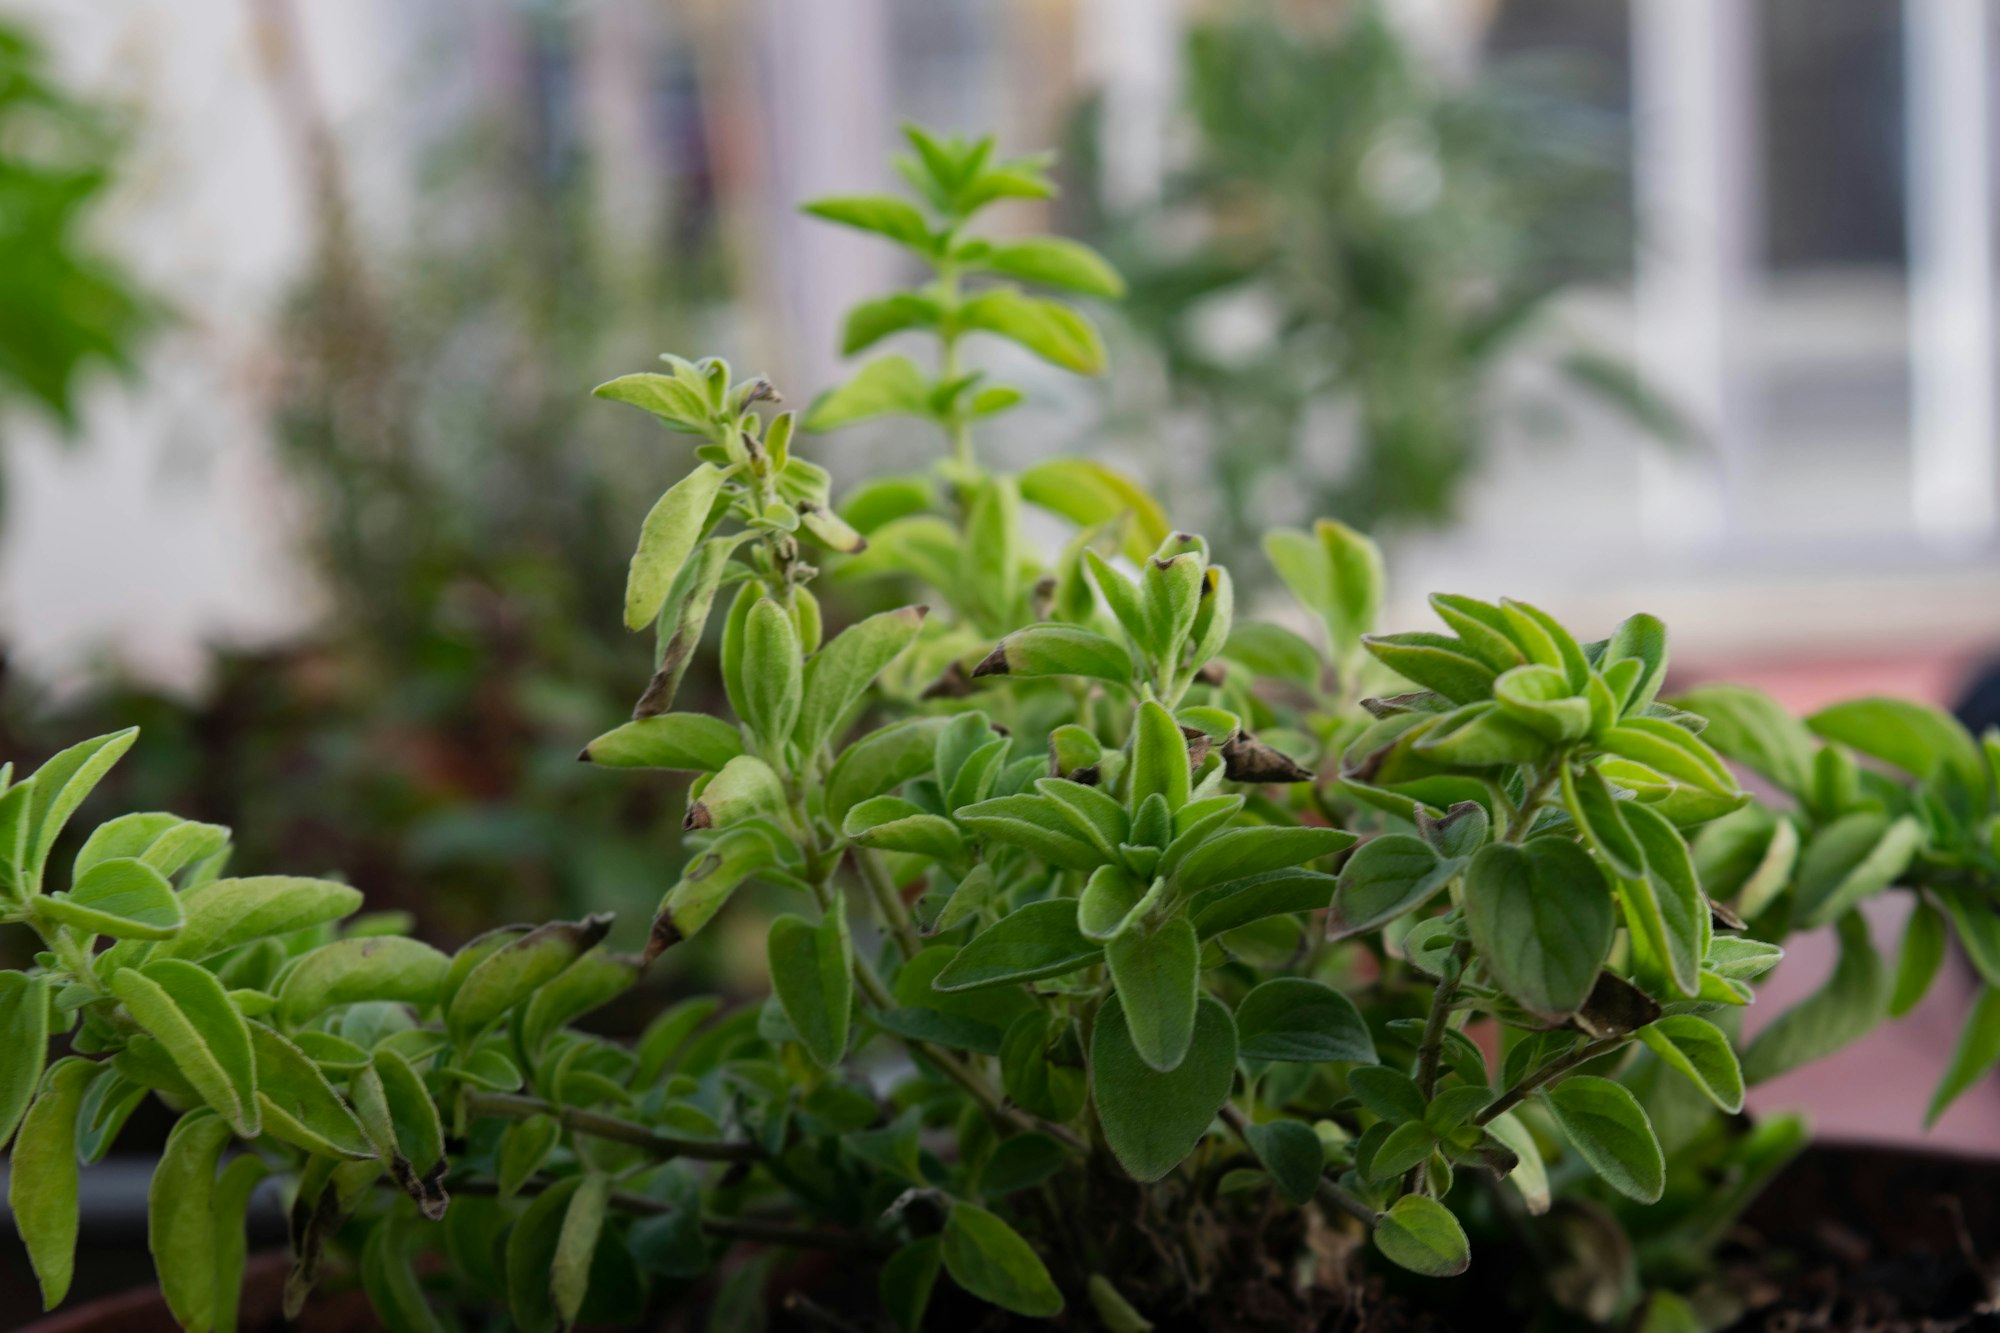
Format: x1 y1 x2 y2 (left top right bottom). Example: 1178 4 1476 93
853 846 923 962
1473 1036 1626 1127
462 1091 761 1162
1218 1104 1376 1228
1411 940 1471 1101
447 1178 869 1249
1503 759 1563 843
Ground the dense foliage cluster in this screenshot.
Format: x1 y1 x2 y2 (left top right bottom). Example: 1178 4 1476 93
3 125 1997 1332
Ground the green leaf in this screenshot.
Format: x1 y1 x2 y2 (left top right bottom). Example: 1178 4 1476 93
940 1202 1064 1318
1620 801 1706 998
801 194 934 251
1091 994 1237 1182
1793 811 1921 928
1927 986 2000 1126
38 856 183 939
212 1155 272 1333
24 728 139 888
520 947 640 1058
1087 1274 1155 1333
958 288 1106 375
1602 612 1670 711
981 237 1125 297
738 598 803 756
826 717 950 826
1891 899 1949 1017
505 1174 580 1333
1001 1010 1088 1122
1188 868 1337 939
1242 1118 1324 1205
0 973 50 1147
934 899 1100 992
1939 888 2000 990
880 1236 943 1333
362 1216 448 1333
1495 665 1591 743
1483 1111 1550 1214
593 371 711 432
1542 1075 1664 1203
649 827 777 953
447 915 612 1047
953 795 1107 871
1264 521 1383 663
1018 458 1170 563
795 605 926 758
112 958 260 1135
1637 1016 1744 1112
805 356 931 431
553 1172 611 1327
155 875 364 962
1464 840 1613 1021
1130 700 1191 813
251 1022 373 1159
1235 978 1375 1063
974 624 1133 685
1170 826 1356 892
9 1058 98 1308
841 293 941 354
1670 683 1817 797
1372 1194 1470 1277
768 900 854 1068
1327 834 1458 940
1808 696 1984 794
1348 1066 1426 1123
277 937 452 1025
1744 911 1888 1084
1370 1121 1437 1178
1561 763 1645 881
149 1109 233 1329
359 1049 448 1215
1105 914 1200 1072
624 465 726 631
1597 719 1737 797
581 714 744 772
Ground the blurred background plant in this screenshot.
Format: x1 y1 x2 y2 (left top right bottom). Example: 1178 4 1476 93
1068 3 1685 564
0 18 156 511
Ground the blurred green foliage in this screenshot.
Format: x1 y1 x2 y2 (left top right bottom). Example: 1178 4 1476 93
0 22 155 440
1069 5 1683 559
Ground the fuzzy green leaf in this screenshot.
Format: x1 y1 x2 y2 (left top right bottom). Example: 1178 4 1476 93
796 605 926 758
1105 914 1200 1072
1091 994 1236 1182
1372 1194 1470 1277
9 1058 98 1308
769 901 854 1068
1235 977 1376 1064
1241 1118 1324 1205
581 714 744 772
940 1203 1064 1318
1542 1075 1664 1203
934 899 1100 992
958 288 1106 375
624 464 725 631
1638 1015 1744 1113
112 959 260 1135
1327 834 1458 940
1463 840 1613 1022
0 972 50 1148
1928 985 2000 1126
148 1109 232 1330
277 936 452 1026
806 355 931 431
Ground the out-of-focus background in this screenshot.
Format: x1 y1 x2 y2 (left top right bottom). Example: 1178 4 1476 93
5 0 2000 1145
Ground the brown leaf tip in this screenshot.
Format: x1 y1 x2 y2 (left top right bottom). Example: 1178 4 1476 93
970 643 1011 678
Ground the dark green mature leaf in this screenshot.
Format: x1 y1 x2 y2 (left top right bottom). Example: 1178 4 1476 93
581 714 744 772
1001 1011 1087 1121
1543 1076 1664 1202
1372 1195 1470 1277
1561 763 1644 881
1464 840 1613 1021
1235 978 1375 1063
1928 986 2000 1126
1189 868 1338 938
1891 900 1949 1017
149 1109 232 1330
624 465 726 631
1092 995 1237 1182
0 972 50 1147
1671 683 1817 796
1106 915 1200 1072
1171 826 1356 892
1743 911 1889 1083
881 1237 943 1333
1620 802 1706 998
156 875 364 962
362 1216 448 1333
1348 1066 1426 1123
1793 812 1921 928
769 901 853 1068
278 937 451 1025
940 1203 1064 1318
954 795 1107 871
1327 834 1458 940
1638 1016 1743 1112
1370 1122 1436 1178
554 1173 612 1327
1483 1111 1550 1214
10 1058 98 1309
826 717 950 826
506 1174 580 1333
1242 1118 1324 1204
935 899 1100 991
112 959 260 1135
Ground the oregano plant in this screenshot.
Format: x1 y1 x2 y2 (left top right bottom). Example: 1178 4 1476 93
3 124 1996 1331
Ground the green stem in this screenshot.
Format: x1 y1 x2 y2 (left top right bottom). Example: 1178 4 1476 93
463 1091 762 1162
853 847 923 962
1473 1036 1626 1128
448 1178 869 1249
